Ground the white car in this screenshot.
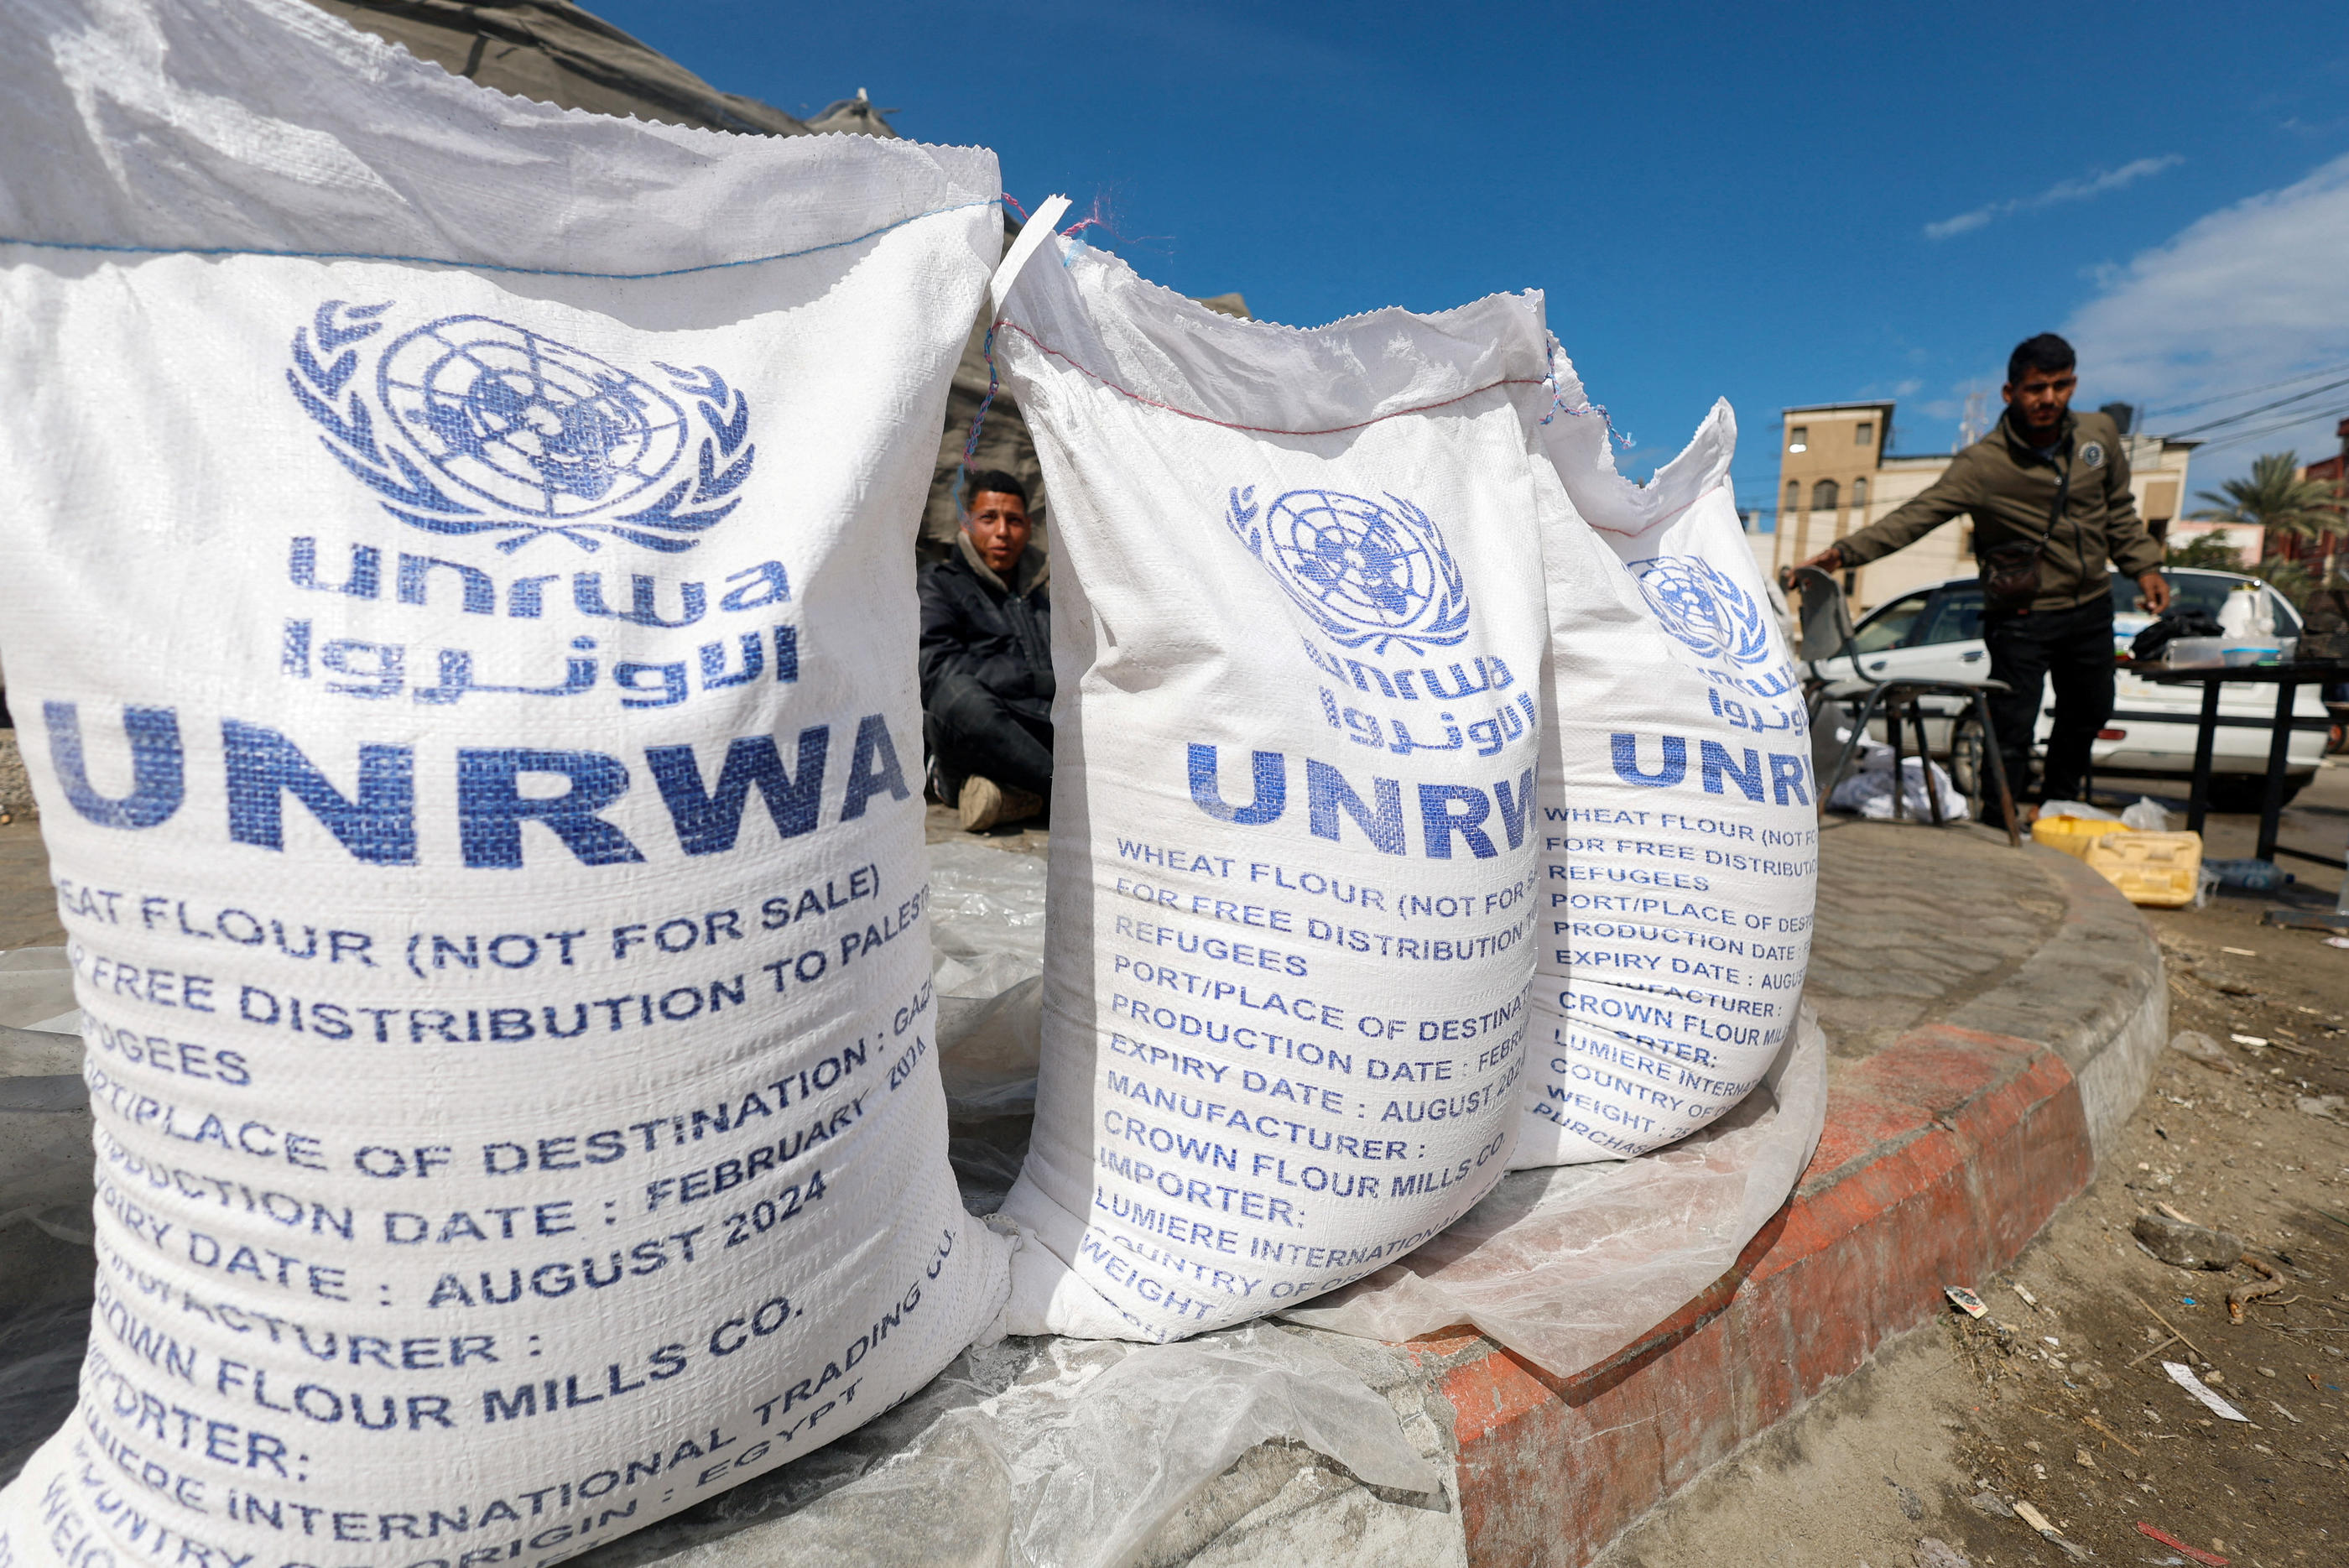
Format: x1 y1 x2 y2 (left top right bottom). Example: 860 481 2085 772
1820 567 2329 810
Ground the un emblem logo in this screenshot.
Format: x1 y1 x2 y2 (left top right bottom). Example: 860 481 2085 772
1225 486 1471 654
286 300 754 553
1629 555 1776 668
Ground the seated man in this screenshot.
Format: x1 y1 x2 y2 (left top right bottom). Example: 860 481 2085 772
919 471 1053 830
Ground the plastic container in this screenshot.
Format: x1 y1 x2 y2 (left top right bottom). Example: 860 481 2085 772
2031 814 2124 859
2166 636 2226 667
2084 830 2203 908
2221 642 2282 666
2204 856 2292 893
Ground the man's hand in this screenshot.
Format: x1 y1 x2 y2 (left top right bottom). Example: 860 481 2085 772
2137 571 2171 615
1787 544 1842 581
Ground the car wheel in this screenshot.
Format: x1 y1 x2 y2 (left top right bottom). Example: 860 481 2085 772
2205 774 2307 813
1947 716 1982 802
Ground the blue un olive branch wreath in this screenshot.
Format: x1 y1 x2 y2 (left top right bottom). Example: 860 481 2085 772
286 300 754 555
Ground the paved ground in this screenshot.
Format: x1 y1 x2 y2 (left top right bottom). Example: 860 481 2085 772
1596 765 2349 1568
1805 819 2063 1061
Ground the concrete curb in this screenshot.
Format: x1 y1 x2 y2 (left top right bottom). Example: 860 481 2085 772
1390 842 2161 1567
1943 845 2168 1160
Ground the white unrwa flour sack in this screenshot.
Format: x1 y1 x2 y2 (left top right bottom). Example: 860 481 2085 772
1513 364 1816 1165
989 242 1552 1341
0 0 1008 1559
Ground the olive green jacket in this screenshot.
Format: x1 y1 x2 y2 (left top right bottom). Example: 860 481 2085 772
1832 409 2163 613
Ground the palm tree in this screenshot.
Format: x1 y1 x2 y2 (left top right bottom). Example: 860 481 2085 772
2193 451 2348 594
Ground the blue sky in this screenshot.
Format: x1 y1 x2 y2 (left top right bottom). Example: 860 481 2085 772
599 0 2349 519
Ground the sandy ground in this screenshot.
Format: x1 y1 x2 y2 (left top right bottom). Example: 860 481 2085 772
1597 763 2349 1568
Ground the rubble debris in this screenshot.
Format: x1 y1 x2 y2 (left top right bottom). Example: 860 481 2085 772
2298 1093 2346 1119
1945 1284 1988 1318
2135 1521 2228 1565
2133 1212 2244 1270
1913 1539 1971 1568
2167 1030 2237 1071
2082 1414 2139 1454
1884 1477 1924 1520
2162 1361 2249 1422
2226 1257 2284 1323
1966 1491 2015 1519
2012 1499 2091 1560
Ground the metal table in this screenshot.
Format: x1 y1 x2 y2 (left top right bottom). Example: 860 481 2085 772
2134 659 2348 867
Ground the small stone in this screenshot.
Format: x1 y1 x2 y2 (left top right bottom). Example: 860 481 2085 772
1914 1540 1971 1568
2074 1447 2096 1470
2133 1211 2244 1270
1886 1477 1925 1520
2259 1366 2277 1378
2169 1029 2232 1066
1967 1491 2015 1519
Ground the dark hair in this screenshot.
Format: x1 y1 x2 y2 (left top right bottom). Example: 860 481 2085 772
965 470 1029 509
2007 333 2076 387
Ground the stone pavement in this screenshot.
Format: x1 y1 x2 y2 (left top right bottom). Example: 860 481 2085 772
1805 820 2065 1060
2 810 2164 1565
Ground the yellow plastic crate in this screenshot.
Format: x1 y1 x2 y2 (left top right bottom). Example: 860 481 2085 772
2030 814 2124 859
2082 830 2203 909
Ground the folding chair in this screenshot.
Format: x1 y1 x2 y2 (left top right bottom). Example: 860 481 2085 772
1786 565 2021 847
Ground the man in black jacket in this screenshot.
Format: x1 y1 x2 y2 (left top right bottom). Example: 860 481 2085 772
919 471 1053 831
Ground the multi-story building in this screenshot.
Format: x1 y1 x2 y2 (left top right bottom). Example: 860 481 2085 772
1759 399 2199 615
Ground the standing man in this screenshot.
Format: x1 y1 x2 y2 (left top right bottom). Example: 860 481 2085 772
919 471 1053 831
1796 333 2170 817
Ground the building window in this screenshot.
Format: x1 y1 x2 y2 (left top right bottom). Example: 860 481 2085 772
1852 477 1868 513
1855 422 1873 446
1786 480 1801 513
1812 478 1839 513
1788 425 1808 453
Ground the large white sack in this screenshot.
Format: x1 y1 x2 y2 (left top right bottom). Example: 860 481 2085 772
989 240 1553 1341
0 1 1008 1560
1513 364 1817 1165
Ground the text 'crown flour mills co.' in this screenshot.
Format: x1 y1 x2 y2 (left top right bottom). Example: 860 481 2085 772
0 0 1008 1560
987 236 1555 1340
1513 355 1817 1167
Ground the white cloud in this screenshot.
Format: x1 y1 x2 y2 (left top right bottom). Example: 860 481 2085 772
1925 154 2184 240
2065 151 2349 475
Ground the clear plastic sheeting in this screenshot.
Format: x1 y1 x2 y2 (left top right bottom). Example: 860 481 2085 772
1278 1006 1828 1378
929 843 1049 1211
570 1323 1448 1568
